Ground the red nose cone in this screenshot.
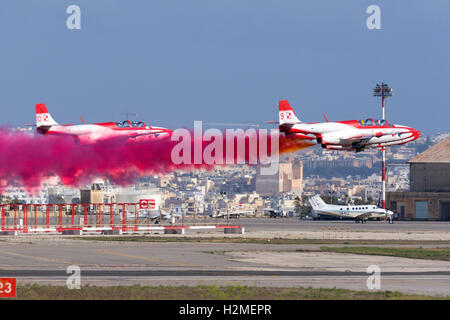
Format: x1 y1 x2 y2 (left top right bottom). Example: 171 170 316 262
409 128 421 140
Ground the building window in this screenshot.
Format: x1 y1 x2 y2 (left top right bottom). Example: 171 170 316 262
390 201 397 211
415 201 429 220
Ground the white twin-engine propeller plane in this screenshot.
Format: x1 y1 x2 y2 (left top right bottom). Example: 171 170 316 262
309 195 394 223
35 103 172 143
278 100 420 152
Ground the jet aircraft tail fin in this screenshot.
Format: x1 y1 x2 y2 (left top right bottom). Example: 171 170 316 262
278 100 301 126
36 104 59 127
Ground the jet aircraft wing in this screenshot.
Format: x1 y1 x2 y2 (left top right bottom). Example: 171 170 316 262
128 130 168 138
343 131 408 145
340 134 374 145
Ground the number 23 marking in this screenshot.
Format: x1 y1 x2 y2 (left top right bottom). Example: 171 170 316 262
0 282 12 294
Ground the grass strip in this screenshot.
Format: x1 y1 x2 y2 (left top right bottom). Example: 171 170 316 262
320 246 450 261
70 236 450 246
13 284 449 300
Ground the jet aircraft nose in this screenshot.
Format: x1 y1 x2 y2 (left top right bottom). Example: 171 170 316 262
408 128 421 140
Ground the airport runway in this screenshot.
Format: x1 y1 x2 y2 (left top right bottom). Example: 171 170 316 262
237 218 450 232
1 227 450 296
4 216 450 233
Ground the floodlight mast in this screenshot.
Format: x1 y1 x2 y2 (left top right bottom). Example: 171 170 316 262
373 82 393 210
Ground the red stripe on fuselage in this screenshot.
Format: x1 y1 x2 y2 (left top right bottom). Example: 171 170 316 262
95 122 118 129
94 122 164 131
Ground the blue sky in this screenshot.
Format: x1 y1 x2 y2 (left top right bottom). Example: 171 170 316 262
0 0 449 135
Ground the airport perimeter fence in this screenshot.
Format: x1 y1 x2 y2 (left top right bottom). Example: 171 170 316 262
0 203 243 235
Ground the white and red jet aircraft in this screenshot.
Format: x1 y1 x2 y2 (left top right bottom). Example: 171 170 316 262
278 100 420 152
35 103 172 143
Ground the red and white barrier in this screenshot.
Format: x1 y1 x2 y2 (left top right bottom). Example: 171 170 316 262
0 203 244 235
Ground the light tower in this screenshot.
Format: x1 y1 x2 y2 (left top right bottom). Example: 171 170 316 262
373 82 393 209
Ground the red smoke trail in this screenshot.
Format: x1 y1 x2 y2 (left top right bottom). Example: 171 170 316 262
279 134 316 154
0 128 314 193
0 129 186 193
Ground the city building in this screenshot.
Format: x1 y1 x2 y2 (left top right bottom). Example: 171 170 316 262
255 157 303 196
80 184 103 204
387 136 450 220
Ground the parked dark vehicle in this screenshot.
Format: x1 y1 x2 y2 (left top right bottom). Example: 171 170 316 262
268 210 282 218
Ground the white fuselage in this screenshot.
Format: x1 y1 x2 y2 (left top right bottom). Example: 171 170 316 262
309 195 393 221
287 121 418 150
42 124 171 143
311 203 392 220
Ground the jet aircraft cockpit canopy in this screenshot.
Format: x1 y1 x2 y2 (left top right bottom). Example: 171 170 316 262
374 119 387 126
360 118 374 126
115 120 131 128
359 118 390 127
131 121 146 128
114 120 148 128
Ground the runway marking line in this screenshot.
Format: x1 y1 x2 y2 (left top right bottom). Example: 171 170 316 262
0 249 86 267
95 249 201 267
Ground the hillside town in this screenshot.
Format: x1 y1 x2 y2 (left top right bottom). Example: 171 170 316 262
1 132 448 218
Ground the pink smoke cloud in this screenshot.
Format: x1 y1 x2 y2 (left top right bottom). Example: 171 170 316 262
0 128 313 193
